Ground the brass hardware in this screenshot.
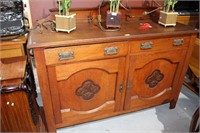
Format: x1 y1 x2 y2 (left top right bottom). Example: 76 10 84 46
119 84 123 92
58 51 74 60
173 38 184 46
104 47 118 55
141 42 153 50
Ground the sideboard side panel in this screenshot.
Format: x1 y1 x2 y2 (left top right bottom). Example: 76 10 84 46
170 34 197 108
33 48 56 132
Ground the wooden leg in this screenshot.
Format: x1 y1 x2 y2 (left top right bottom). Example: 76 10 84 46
169 100 176 109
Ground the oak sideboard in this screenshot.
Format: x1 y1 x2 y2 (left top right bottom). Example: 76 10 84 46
27 19 197 132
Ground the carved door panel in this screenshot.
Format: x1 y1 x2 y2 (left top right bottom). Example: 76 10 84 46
47 58 125 127
125 49 187 111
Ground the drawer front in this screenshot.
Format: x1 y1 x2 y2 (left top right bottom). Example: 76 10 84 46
0 48 23 58
130 36 190 53
44 42 128 65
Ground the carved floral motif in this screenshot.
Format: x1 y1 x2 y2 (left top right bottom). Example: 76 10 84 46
145 70 164 88
76 80 100 100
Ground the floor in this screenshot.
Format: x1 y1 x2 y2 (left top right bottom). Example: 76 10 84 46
37 85 199 133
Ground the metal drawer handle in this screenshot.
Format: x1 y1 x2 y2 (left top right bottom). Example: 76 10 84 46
58 51 74 60
173 38 184 46
141 42 153 50
104 46 118 55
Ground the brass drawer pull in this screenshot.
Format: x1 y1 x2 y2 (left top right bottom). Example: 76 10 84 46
141 42 153 50
58 51 74 60
104 46 118 55
173 38 184 46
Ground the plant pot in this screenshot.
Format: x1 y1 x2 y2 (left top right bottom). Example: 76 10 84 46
55 14 76 33
106 11 121 28
158 11 178 27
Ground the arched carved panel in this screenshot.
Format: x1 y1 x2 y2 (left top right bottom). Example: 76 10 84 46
76 80 100 100
58 68 116 111
131 58 177 98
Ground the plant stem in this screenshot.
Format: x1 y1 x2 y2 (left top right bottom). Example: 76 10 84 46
116 0 120 13
64 0 70 16
110 0 113 12
166 4 170 12
113 1 116 12
163 0 167 12
58 0 61 15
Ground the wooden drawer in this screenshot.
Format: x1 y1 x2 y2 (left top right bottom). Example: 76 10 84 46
1 48 23 58
0 36 26 58
130 36 190 53
44 42 128 65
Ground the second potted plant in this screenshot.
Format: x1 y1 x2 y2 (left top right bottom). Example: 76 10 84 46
106 0 121 28
158 0 178 27
55 0 76 33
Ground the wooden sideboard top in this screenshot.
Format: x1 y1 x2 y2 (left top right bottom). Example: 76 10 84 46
27 19 198 49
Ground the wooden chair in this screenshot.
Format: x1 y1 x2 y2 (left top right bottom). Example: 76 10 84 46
183 38 199 132
184 38 199 94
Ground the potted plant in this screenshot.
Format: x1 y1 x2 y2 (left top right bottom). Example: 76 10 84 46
55 0 76 33
158 0 178 27
106 0 121 28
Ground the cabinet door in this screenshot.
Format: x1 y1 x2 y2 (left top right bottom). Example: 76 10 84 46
1 91 38 132
47 57 125 127
125 49 186 111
